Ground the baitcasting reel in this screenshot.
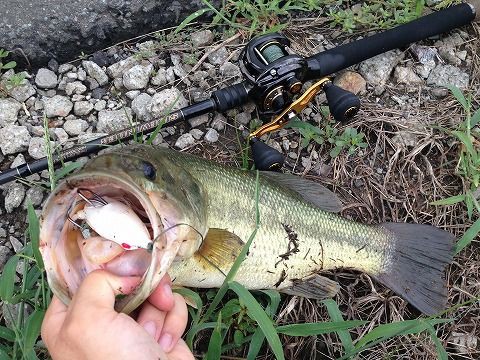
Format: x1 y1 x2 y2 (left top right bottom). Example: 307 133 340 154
239 33 361 170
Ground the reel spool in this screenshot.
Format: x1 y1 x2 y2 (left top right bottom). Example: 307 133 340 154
240 33 361 171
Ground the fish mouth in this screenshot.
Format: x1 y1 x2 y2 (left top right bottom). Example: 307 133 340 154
40 170 168 312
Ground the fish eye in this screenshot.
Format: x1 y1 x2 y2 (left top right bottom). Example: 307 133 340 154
142 161 156 181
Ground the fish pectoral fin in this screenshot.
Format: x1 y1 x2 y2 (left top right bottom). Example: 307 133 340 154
280 274 340 299
260 171 342 213
195 228 244 274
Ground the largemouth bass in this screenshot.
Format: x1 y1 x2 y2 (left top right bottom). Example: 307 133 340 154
40 145 453 315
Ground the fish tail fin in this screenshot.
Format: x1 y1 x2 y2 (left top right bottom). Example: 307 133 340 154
375 223 454 315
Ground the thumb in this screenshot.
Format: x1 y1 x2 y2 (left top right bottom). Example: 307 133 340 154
69 270 141 312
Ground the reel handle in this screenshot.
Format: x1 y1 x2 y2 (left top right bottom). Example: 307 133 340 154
324 82 360 123
250 137 284 171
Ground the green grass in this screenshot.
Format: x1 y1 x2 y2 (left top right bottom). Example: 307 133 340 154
431 85 480 254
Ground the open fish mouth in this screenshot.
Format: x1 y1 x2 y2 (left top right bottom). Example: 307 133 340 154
39 171 184 313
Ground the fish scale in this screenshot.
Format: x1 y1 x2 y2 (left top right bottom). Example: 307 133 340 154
165 151 391 289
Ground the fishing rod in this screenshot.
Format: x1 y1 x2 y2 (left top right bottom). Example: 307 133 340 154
0 1 478 185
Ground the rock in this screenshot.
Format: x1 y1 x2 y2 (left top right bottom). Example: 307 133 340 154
190 129 204 140
211 113 226 131
359 50 404 87
415 61 436 79
82 61 108 86
204 128 219 143
427 64 469 89
58 64 74 74
48 58 59 72
393 66 423 86
9 236 23 252
78 69 87 81
43 95 73 118
94 100 107 111
334 71 366 95
97 108 133 132
148 88 188 118
410 44 438 64
191 30 214 47
74 101 94 116
0 99 22 126
4 183 26 213
10 153 26 168
450 332 477 354
0 125 31 155
131 93 152 121
125 90 140 100
107 57 139 79
188 114 209 128
391 131 418 149
175 133 195 149
431 87 449 98
53 128 69 143
123 64 153 90
236 112 251 126
151 68 168 86
0 246 10 271
91 87 107 99
9 79 36 102
86 77 99 90
208 47 229 65
435 32 464 66
24 187 44 208
35 68 58 89
63 118 89 135
219 62 241 77
90 51 110 67
29 137 53 160
65 81 87 95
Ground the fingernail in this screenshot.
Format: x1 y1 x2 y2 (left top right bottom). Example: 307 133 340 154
143 321 157 338
158 333 173 352
163 284 173 299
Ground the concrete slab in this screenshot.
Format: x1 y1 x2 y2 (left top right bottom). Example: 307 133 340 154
0 0 217 68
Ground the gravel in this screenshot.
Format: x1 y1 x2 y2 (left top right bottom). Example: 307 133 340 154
191 30 215 47
43 95 73 118
0 99 22 126
97 108 133 133
35 68 58 89
73 101 94 116
148 88 188 118
131 93 153 121
426 64 470 89
28 137 53 160
204 128 219 143
4 183 26 213
208 46 229 65
0 125 31 155
65 81 87 96
63 118 89 136
175 133 195 149
82 61 109 86
123 64 153 90
359 49 405 87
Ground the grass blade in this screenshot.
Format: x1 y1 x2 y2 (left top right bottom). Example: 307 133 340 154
426 324 448 360
276 320 366 336
259 290 281 317
0 255 20 302
323 299 355 353
0 326 15 342
430 194 465 206
205 314 223 360
174 8 211 34
27 203 44 271
455 217 480 254
353 318 451 350
0 348 10 360
247 327 265 360
54 161 83 180
23 309 45 355
229 281 284 360
447 85 468 110
173 287 203 311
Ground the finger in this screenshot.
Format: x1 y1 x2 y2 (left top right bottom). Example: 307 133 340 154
147 273 174 312
168 339 195 360
158 293 188 353
136 301 167 341
41 296 68 349
70 270 141 312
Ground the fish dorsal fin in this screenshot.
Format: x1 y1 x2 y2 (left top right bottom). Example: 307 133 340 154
260 172 342 213
195 228 244 275
281 274 340 299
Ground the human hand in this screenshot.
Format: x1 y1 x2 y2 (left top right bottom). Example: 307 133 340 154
41 270 194 360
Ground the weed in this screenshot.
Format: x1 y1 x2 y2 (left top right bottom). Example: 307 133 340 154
286 118 367 158
431 85 480 253
0 49 26 97
328 0 425 33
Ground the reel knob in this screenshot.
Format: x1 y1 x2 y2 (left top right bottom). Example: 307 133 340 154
250 137 284 171
324 82 360 122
